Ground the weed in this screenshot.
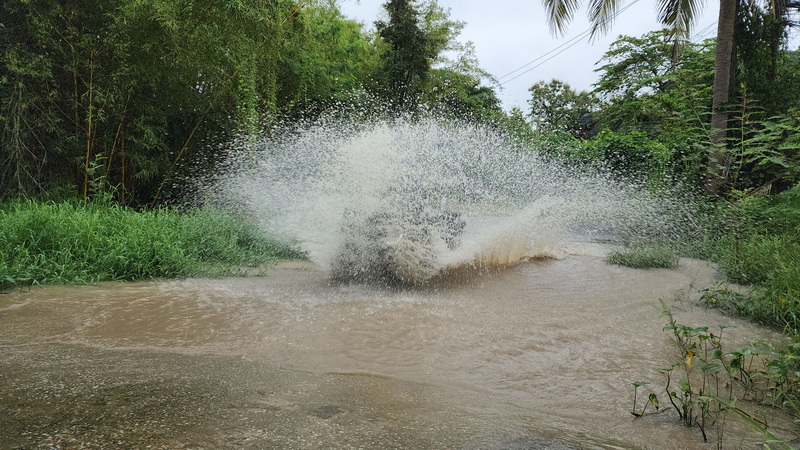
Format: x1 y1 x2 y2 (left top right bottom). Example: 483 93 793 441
0 201 302 291
630 381 660 417
606 244 679 269
631 300 796 448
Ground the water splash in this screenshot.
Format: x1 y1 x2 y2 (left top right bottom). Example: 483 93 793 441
204 117 694 285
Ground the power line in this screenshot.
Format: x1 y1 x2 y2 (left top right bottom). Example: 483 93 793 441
691 21 717 41
498 0 642 86
497 28 592 81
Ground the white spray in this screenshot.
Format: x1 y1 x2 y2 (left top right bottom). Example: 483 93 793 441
204 117 694 285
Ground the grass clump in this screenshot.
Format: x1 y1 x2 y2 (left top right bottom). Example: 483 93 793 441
684 186 800 420
606 244 680 269
0 200 301 291
699 235 800 331
695 186 800 332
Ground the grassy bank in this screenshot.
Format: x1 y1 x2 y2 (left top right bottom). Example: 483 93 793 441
606 185 800 422
606 244 680 269
0 201 301 291
700 187 800 333
605 185 800 333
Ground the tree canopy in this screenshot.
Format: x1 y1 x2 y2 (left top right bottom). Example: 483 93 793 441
2 0 799 204
527 79 599 136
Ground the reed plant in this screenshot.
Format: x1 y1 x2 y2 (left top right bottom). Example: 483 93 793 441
0 200 300 290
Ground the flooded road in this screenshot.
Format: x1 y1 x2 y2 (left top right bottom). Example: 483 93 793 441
0 245 794 449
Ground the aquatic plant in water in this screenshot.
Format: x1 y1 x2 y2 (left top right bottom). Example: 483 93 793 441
630 300 796 448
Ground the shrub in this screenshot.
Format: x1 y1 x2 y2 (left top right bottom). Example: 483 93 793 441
579 130 673 184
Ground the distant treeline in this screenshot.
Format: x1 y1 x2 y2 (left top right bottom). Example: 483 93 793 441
1 0 505 206
2 0 800 206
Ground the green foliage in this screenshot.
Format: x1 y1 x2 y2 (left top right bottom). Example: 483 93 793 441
527 79 599 136
630 185 800 432
708 233 800 332
1 0 508 206
375 0 434 112
487 112 583 160
631 303 796 447
592 31 714 184
417 0 465 64
735 4 800 116
606 244 679 269
371 0 501 120
692 186 800 335
0 0 303 205
594 32 713 103
592 27 800 193
277 3 378 117
728 105 800 192
493 108 541 150
415 1 501 121
578 130 673 183
0 201 299 291
416 0 495 85
423 69 503 122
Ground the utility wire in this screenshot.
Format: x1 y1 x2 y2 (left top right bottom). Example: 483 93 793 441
498 28 592 80
498 0 641 86
691 21 717 41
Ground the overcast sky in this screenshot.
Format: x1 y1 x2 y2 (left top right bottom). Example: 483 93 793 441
339 0 800 112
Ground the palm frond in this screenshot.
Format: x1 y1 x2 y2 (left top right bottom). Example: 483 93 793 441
587 0 621 39
766 0 789 19
542 0 583 35
657 0 703 43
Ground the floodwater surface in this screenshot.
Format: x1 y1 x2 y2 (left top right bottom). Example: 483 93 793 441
0 244 795 449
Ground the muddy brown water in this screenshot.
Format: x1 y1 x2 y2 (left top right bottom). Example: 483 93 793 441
1 244 796 449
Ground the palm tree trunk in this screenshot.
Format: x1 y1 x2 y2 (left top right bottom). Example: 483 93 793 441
707 0 738 195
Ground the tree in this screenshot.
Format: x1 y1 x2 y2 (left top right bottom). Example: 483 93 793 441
592 32 714 135
416 0 493 82
707 0 737 194
527 80 599 135
500 107 539 146
414 1 502 120
593 31 713 101
277 2 378 117
735 2 800 115
592 31 714 182
375 0 434 112
0 0 297 205
423 69 503 121
537 0 794 194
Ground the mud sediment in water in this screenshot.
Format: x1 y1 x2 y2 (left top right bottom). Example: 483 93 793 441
1 344 579 449
1 251 796 449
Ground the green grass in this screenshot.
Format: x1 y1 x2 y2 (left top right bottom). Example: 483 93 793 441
688 187 800 419
699 234 800 331
0 200 302 291
606 244 680 269
601 186 800 421
696 186 800 332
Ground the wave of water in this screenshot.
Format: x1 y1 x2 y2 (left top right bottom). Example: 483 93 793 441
203 117 695 284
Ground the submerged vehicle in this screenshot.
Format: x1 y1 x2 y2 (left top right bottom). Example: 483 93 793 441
330 198 466 286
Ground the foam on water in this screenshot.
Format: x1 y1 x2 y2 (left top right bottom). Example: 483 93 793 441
204 117 694 284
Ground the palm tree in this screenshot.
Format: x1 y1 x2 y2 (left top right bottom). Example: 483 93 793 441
538 0 777 194
708 0 736 194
